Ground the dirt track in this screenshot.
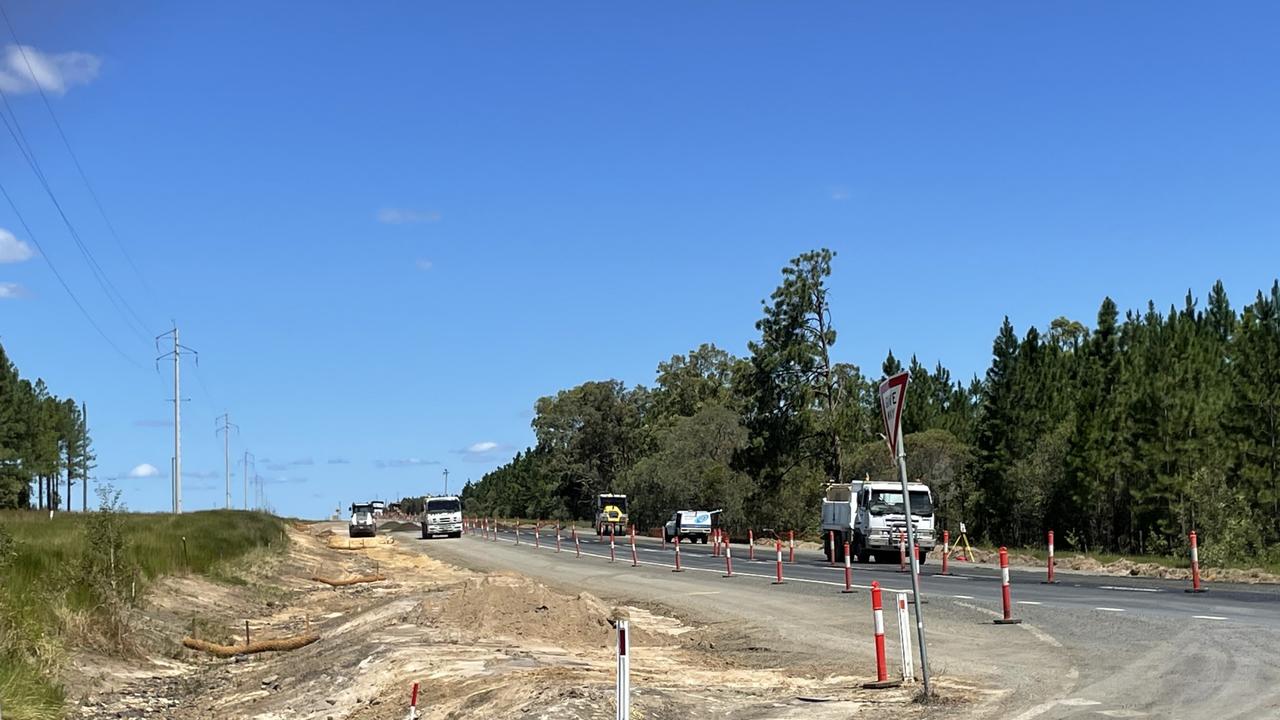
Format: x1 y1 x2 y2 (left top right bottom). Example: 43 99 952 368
71 523 978 719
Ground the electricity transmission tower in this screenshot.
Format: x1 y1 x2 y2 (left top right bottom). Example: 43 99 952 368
216 414 239 509
156 326 196 513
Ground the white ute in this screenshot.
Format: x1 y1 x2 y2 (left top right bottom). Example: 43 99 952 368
821 480 936 564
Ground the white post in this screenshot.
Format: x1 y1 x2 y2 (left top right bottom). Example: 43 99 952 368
896 592 914 682
616 619 630 720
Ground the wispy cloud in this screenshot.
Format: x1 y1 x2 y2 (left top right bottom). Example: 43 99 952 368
0 229 33 263
186 470 218 480
375 458 440 469
327 458 351 465
0 282 28 299
133 419 173 428
0 44 101 95
829 186 851 201
264 476 308 485
127 463 162 479
266 463 289 472
376 208 441 225
415 259 433 271
291 458 314 467
454 441 513 463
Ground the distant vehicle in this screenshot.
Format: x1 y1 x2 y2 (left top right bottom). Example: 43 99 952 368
664 510 716 544
595 493 629 536
420 495 463 539
370 500 386 517
821 480 936 564
349 508 377 538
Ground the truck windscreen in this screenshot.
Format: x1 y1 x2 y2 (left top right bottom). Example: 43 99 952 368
869 490 934 516
426 499 461 513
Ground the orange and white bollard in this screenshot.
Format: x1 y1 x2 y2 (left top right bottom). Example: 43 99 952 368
573 527 581 558
862 581 901 689
556 523 562 553
1042 530 1059 584
898 532 908 573
828 530 836 566
514 521 520 545
673 535 684 572
712 528 720 557
630 525 638 567
773 540 785 584
534 522 541 549
615 618 631 720
994 546 1021 624
409 680 420 719
788 530 795 563
1186 530 1208 593
748 529 755 561
610 526 617 563
842 541 854 593
940 530 951 575
723 535 734 577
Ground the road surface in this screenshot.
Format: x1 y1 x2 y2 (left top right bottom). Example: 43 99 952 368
397 523 1280 719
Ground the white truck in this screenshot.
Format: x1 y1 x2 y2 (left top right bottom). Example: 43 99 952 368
821 480 936 564
663 510 716 544
420 495 463 539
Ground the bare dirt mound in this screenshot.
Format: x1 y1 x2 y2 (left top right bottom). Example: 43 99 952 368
416 574 663 648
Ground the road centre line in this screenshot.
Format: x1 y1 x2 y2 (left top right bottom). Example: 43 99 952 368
1017 601 1043 605
1098 585 1161 593
1094 607 1126 612
1193 615 1228 621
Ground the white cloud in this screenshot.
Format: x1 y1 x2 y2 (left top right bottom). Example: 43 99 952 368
0 44 101 95
415 259 433 271
467 441 499 454
830 186 851 201
376 208 441 225
375 458 440 469
127 463 161 479
327 458 351 465
0 282 27 299
0 229 33 263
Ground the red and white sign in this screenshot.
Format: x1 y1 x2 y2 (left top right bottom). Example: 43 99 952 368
878 371 910 457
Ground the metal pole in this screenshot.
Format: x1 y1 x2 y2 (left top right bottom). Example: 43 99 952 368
81 402 88 512
173 326 182 513
221 414 230 509
897 427 931 696
443 468 449 496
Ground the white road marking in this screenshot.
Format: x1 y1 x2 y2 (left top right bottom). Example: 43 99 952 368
1017 601 1042 605
1010 697 1102 720
952 601 1063 648
952 595 975 600
1193 615 1228 621
686 591 721 596
1094 607 1126 612
1099 585 1161 593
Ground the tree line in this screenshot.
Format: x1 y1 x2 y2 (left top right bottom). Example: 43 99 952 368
458 250 1279 564
0 341 94 510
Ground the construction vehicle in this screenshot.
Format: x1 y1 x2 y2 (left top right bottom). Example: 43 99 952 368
821 479 936 564
663 509 719 544
349 502 377 538
420 495 463 539
595 494 629 536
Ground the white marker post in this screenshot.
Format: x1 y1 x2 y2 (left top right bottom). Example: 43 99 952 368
879 371 932 696
615 619 631 720
895 592 914 682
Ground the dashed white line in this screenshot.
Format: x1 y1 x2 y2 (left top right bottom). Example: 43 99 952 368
1193 615 1228 621
952 594 975 600
1094 607 1126 612
1099 585 1161 593
1017 601 1043 605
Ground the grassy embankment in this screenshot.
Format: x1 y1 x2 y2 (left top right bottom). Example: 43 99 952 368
0 508 287 720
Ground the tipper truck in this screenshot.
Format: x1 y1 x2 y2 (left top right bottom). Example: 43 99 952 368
821 480 936 563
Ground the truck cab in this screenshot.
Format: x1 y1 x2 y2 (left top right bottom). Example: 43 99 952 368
664 510 713 544
821 481 936 564
349 502 377 538
420 495 463 539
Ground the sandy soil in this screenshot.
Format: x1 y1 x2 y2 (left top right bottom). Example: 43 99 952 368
70 525 975 719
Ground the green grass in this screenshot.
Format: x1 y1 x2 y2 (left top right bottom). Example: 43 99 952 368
0 509 286 720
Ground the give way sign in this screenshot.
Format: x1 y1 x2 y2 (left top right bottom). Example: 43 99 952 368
879 371 910 458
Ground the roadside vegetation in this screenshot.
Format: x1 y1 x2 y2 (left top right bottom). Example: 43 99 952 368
454 248 1280 571
0 494 285 720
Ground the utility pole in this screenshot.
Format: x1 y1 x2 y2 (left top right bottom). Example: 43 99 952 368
443 468 450 496
156 326 196 513
81 402 88 512
216 414 239 510
242 451 254 511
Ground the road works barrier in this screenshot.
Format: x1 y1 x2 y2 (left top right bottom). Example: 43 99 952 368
842 542 854 593
789 531 796 563
862 581 901 689
1043 530 1059 584
615 618 631 720
896 592 914 682
748 529 755 560
939 530 951 575
408 681 420 720
723 535 734 577
1187 530 1208 593
773 540 785 584
673 536 684 572
994 547 1022 625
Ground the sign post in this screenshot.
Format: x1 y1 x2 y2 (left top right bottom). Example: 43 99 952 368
879 371 932 696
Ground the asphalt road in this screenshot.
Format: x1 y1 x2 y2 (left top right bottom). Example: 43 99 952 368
398 522 1280 719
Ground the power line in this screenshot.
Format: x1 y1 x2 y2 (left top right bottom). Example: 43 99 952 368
0 85 156 344
0 4 162 308
0 177 145 369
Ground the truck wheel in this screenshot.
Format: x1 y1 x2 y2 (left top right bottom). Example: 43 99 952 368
833 540 846 562
873 551 896 565
700 535 708 544
918 551 928 565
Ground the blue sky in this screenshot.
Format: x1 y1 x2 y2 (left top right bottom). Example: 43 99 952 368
1 3 1277 518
